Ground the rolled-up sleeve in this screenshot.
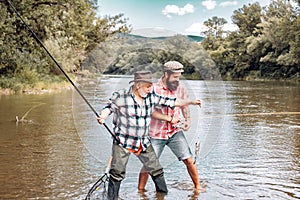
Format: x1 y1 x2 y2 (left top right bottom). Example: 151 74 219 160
102 91 120 113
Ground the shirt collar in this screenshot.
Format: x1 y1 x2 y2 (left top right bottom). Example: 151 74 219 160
157 78 168 90
128 85 135 97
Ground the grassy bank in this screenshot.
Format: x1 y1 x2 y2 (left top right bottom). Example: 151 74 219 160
0 75 73 95
1 70 298 95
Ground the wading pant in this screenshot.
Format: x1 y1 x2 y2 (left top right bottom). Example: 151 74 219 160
107 143 168 199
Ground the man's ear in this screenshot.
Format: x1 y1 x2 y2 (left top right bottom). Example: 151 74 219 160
136 82 140 89
163 71 168 79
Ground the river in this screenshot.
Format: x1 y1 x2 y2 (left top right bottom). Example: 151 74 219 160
0 77 299 200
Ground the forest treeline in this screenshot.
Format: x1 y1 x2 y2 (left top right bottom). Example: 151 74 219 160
81 34 219 80
0 0 130 92
0 0 299 93
201 0 299 81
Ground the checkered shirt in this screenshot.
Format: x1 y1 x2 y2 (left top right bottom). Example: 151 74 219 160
149 78 189 139
103 85 176 151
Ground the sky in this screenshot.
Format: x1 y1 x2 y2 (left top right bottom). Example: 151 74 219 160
97 0 271 36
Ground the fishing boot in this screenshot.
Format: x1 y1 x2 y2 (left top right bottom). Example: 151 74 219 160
107 178 121 200
152 174 168 194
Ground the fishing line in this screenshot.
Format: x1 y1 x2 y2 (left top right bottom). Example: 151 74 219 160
6 0 116 141
201 111 300 119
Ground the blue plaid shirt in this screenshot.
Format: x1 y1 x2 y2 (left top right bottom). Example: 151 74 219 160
103 85 176 151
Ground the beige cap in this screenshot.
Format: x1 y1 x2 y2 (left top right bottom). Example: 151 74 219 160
163 61 184 73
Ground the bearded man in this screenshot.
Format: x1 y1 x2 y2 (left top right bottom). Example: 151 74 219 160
138 61 205 193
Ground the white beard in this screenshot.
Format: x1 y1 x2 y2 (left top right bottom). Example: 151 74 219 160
137 88 148 98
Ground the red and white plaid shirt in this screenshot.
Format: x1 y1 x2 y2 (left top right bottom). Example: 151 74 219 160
149 78 189 139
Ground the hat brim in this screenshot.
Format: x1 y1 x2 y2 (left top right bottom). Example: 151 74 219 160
169 69 184 73
129 79 155 84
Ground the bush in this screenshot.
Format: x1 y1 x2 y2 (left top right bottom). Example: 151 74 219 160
16 67 39 85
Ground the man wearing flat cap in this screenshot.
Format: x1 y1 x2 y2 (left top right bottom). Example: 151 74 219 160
138 61 204 192
97 70 202 199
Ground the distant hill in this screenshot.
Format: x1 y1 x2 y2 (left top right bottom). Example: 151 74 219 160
128 33 204 42
186 35 204 42
129 28 204 42
82 34 218 80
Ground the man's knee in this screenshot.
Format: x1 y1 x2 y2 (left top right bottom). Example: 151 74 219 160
109 168 126 182
140 166 148 173
149 167 164 178
183 157 194 166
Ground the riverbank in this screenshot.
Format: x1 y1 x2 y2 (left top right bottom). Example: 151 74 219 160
1 71 298 95
0 70 93 95
0 81 73 95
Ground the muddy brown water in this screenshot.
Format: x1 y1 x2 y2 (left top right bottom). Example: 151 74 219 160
0 78 299 199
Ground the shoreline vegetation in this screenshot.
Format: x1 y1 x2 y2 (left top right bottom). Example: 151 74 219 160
1 70 298 95
1 1 299 95
0 79 72 95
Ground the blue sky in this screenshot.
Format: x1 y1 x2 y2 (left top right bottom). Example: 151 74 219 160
97 0 271 36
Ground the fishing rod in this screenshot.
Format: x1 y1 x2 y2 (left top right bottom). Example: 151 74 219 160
6 0 117 141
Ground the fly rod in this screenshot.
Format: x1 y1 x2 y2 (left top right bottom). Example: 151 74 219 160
6 0 116 140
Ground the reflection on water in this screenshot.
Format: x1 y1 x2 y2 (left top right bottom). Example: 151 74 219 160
0 80 299 199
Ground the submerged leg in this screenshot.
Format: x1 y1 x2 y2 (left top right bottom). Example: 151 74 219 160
137 145 168 194
107 177 121 200
151 173 168 194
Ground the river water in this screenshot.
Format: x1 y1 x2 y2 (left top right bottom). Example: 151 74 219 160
0 78 299 200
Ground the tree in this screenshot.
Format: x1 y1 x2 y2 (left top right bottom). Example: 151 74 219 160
200 16 236 79
88 34 218 80
247 0 299 79
232 2 262 37
203 16 228 38
0 0 130 91
229 2 263 79
201 0 299 81
201 16 227 50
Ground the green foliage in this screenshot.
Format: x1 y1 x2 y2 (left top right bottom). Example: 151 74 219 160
232 2 262 37
82 34 219 80
201 0 299 81
203 16 228 38
0 0 130 93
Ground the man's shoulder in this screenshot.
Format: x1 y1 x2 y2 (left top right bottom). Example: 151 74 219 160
112 87 132 98
153 79 166 92
153 83 163 90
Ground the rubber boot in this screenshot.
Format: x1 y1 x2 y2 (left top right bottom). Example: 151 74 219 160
152 174 168 194
107 178 121 200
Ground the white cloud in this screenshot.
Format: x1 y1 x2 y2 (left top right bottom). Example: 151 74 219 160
162 4 195 18
181 4 195 14
202 0 217 10
219 1 238 7
185 22 209 35
249 0 270 7
184 22 239 35
223 23 239 32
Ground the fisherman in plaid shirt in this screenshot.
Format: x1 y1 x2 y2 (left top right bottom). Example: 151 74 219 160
138 61 205 193
97 71 202 199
